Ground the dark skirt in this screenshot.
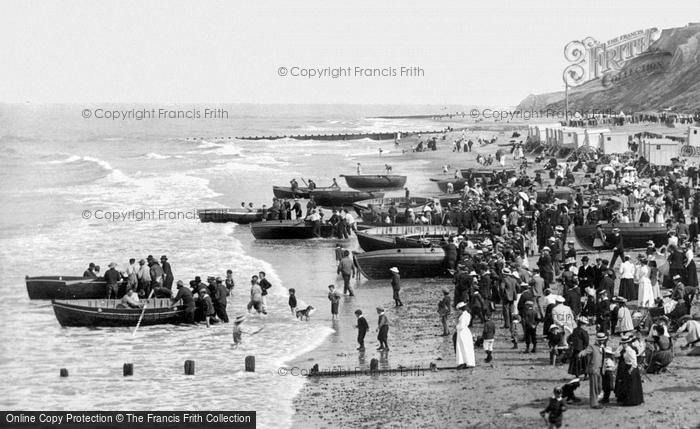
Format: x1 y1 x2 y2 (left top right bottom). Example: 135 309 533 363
568 350 587 376
686 260 698 287
619 278 636 300
648 349 674 373
616 363 644 406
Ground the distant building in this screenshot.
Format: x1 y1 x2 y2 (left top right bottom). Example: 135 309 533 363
639 138 679 166
688 126 700 146
600 132 630 154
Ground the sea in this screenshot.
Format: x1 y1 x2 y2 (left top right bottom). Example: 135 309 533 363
0 103 480 428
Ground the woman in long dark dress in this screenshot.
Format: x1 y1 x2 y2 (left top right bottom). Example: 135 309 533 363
615 336 644 406
567 318 589 377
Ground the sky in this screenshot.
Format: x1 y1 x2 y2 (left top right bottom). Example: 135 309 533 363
0 0 697 106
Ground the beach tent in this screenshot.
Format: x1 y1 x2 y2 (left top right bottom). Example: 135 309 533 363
601 132 630 154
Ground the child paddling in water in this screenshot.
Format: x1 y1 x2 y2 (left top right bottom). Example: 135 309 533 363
232 314 264 348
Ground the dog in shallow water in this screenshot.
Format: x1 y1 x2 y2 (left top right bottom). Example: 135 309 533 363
296 305 315 321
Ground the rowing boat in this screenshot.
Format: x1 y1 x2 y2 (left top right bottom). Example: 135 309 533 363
272 185 338 199
250 219 336 239
340 174 407 190
430 178 469 193
52 299 187 327
573 222 668 250
26 276 111 300
197 208 264 224
309 190 384 207
354 248 449 279
355 225 459 252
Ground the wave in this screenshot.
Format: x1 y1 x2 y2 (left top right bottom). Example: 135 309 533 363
47 155 81 164
143 152 171 160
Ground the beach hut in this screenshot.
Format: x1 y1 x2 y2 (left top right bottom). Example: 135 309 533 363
529 123 560 144
554 127 585 149
688 126 700 146
600 132 630 154
640 139 679 166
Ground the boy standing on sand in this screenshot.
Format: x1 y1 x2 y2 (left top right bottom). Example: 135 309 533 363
540 387 566 429
437 289 451 336
482 314 496 363
390 267 402 307
354 309 369 351
376 307 389 351
328 285 341 321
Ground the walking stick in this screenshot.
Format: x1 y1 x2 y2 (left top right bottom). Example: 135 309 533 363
132 289 155 336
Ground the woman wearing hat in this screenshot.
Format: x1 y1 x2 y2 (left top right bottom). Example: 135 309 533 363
454 302 475 369
567 317 589 378
637 257 654 308
614 334 644 406
647 324 673 374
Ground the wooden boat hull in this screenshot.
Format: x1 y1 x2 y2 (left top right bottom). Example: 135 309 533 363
431 178 468 193
272 186 338 199
26 276 112 300
354 248 449 279
574 223 668 250
535 186 574 202
52 299 187 327
309 190 384 207
353 196 433 211
273 186 311 199
356 232 397 252
459 168 516 178
341 175 407 190
250 220 335 239
438 194 463 206
197 208 263 224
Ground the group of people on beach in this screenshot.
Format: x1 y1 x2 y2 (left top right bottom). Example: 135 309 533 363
308 138 700 427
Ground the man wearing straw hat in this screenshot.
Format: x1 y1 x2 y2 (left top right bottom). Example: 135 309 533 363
104 262 122 299
579 332 608 408
390 267 402 307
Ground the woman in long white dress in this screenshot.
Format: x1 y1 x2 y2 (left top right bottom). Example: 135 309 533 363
637 259 655 307
455 302 476 368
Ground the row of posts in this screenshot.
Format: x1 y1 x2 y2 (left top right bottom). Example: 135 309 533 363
59 356 256 377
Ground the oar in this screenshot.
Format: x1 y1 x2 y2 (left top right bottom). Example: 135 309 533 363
300 178 309 187
132 289 155 337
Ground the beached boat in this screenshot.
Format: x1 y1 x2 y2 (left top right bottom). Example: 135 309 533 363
26 276 111 300
437 193 463 206
355 225 459 252
354 248 449 279
459 167 517 179
535 186 574 202
309 190 384 207
574 222 668 250
197 208 263 224
52 298 187 327
272 186 339 199
430 178 468 193
250 219 336 239
395 233 487 248
340 174 407 190
352 196 434 211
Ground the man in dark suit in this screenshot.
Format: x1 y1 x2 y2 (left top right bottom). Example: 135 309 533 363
608 228 624 268
564 284 582 317
500 268 518 329
578 256 595 295
160 255 173 291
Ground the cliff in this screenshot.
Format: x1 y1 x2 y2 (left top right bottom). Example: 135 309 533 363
517 23 700 113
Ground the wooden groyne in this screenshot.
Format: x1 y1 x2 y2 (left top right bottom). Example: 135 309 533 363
235 130 432 141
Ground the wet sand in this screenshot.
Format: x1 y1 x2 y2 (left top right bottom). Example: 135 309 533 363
289 130 700 428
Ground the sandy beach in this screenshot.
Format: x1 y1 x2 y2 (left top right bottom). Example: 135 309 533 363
290 128 700 429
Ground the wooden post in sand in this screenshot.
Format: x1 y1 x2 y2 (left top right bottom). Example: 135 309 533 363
59 368 69 377
184 360 195 375
369 358 379 372
123 363 133 376
245 356 255 372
